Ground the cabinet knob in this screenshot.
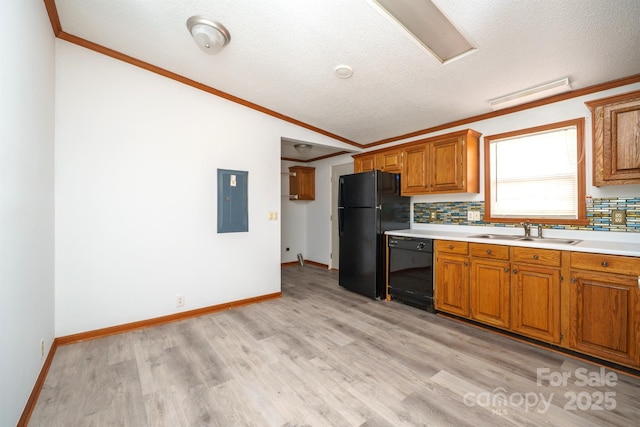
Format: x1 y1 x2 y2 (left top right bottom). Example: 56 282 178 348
571 277 576 283
512 269 518 274
449 245 454 249
504 267 510 273
601 261 609 267
464 262 468 266
533 254 539 260
486 249 492 255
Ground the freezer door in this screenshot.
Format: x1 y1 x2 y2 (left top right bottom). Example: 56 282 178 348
338 172 376 208
338 207 379 299
377 172 410 232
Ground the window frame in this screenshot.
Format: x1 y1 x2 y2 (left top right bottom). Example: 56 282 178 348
483 118 587 225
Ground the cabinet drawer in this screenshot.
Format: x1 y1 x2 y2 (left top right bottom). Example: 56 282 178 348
436 240 469 255
511 247 561 267
470 243 509 260
570 252 640 276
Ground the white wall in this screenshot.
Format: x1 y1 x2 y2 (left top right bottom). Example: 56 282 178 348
310 83 640 249
280 160 309 263
0 1 56 425
409 82 640 205
280 153 356 267
54 40 347 336
305 153 357 266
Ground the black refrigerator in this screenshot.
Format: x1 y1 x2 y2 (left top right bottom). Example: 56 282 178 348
338 171 410 299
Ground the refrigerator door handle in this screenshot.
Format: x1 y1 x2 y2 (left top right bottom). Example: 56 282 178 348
338 207 344 235
376 205 382 210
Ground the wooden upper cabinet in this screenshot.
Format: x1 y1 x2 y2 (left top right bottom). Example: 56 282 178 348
586 90 640 186
431 137 466 192
353 129 480 195
375 149 402 173
402 129 480 195
354 154 375 173
353 148 402 174
401 143 429 195
289 166 315 200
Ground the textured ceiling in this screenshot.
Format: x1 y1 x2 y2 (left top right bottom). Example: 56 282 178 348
53 0 640 160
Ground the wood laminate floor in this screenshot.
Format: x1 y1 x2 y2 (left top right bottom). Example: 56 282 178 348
29 266 639 426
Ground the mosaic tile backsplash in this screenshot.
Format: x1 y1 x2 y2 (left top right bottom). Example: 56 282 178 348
413 198 640 232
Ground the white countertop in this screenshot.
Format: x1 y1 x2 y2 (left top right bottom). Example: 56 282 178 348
386 226 640 257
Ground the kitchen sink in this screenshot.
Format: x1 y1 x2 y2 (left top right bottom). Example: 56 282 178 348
468 233 521 240
515 236 582 245
469 234 582 245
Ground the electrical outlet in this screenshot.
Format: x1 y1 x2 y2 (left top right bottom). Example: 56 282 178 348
467 211 481 222
612 210 626 225
176 294 185 307
40 339 44 359
430 211 437 220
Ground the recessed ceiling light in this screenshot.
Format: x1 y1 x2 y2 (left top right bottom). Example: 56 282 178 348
334 65 353 79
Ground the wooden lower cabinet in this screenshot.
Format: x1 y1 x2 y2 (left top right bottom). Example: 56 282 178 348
434 241 640 369
435 241 470 317
435 254 470 317
470 259 510 328
569 270 639 367
511 263 561 343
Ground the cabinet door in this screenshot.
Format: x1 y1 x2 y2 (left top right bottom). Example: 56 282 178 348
470 259 510 328
569 271 638 367
435 254 469 317
401 144 429 195
603 99 640 182
289 166 315 200
354 154 375 173
375 150 402 173
511 264 560 343
297 168 315 200
587 90 640 186
430 138 464 192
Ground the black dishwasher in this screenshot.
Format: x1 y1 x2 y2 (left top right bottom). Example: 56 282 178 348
387 235 434 312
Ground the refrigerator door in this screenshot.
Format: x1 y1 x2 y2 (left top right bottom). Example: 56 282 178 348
338 171 377 208
338 206 379 299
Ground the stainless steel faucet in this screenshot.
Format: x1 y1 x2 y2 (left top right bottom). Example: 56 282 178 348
521 220 531 237
537 224 543 238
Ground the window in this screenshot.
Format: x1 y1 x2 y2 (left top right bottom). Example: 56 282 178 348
484 118 586 225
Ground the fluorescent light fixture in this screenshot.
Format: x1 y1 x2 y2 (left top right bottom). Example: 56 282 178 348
369 0 475 63
489 78 572 111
